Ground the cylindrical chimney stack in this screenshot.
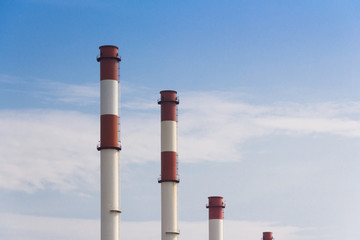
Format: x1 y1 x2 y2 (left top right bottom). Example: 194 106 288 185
207 196 225 240
158 90 180 240
97 45 121 240
263 232 273 240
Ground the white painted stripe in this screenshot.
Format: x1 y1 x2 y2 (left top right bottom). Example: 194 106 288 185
101 80 118 115
161 182 178 240
209 219 223 240
101 149 120 240
161 121 177 152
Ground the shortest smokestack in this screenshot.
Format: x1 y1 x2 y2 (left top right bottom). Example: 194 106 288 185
263 232 273 240
206 196 225 240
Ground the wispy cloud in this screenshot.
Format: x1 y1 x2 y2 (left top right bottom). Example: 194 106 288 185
0 213 311 240
38 80 99 105
254 117 360 136
2 91 360 192
0 110 99 193
0 74 23 84
0 213 99 240
177 92 360 162
0 74 100 107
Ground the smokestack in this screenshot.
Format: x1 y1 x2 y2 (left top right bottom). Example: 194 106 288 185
207 196 225 240
263 232 273 240
158 90 180 240
97 45 121 240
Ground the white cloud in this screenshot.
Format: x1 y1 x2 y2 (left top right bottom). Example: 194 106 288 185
39 80 99 105
178 92 360 162
2 92 360 192
0 74 23 84
0 213 311 240
0 75 100 106
121 113 160 163
254 117 360 136
123 92 360 165
0 110 99 193
0 213 99 240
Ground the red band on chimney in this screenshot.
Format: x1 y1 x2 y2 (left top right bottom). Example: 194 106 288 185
161 152 177 181
97 45 121 80
159 90 178 121
100 60 119 80
161 103 176 121
100 114 118 147
207 196 225 220
263 232 273 240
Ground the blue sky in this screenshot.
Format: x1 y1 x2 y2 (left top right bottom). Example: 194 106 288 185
1 0 360 240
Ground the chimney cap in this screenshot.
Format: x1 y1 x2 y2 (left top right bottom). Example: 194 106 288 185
160 90 177 94
99 45 119 49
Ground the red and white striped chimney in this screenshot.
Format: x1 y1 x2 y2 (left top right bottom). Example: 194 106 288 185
263 232 273 240
207 196 225 240
158 90 180 240
97 45 121 240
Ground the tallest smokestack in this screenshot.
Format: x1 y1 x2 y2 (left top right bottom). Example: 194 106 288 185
158 90 180 240
97 45 121 240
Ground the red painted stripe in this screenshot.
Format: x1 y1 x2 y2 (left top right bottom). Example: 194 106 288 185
208 196 223 206
207 196 225 219
161 103 177 121
159 91 178 121
161 152 177 181
263 232 273 240
98 45 120 80
100 59 118 80
209 208 223 219
160 90 177 100
100 114 118 147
